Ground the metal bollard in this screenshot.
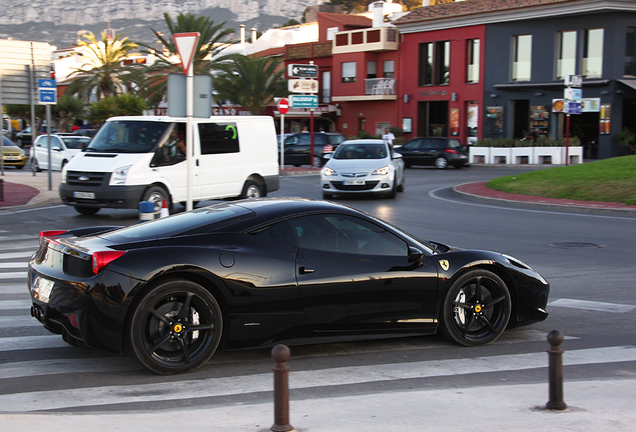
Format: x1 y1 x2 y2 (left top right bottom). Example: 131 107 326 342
546 330 567 410
138 201 155 222
271 344 294 432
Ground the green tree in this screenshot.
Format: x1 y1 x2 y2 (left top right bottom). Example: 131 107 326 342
87 94 147 125
55 94 85 132
140 13 235 108
4 104 31 128
212 55 287 115
66 31 140 102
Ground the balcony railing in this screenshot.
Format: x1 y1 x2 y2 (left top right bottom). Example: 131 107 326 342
332 27 399 54
365 78 396 95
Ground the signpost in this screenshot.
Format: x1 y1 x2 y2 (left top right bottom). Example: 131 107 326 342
37 78 57 190
290 95 319 108
287 64 318 78
564 74 582 166
173 32 200 211
288 79 318 94
277 98 289 168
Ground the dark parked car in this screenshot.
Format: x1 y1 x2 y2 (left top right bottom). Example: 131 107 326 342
16 126 57 148
72 128 99 138
395 137 469 169
30 198 549 374
281 132 345 167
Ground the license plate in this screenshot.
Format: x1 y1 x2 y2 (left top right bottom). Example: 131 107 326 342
32 276 55 303
73 191 95 199
5 156 18 161
344 179 365 185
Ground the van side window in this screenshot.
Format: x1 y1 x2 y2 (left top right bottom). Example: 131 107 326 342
199 123 240 155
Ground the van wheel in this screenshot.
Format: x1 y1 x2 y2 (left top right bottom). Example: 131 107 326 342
75 206 100 215
143 186 170 215
240 180 262 199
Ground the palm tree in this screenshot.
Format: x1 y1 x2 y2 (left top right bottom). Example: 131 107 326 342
66 31 140 102
213 55 288 115
140 13 235 108
88 94 147 125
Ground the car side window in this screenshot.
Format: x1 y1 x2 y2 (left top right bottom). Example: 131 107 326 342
252 221 297 245
199 122 239 155
288 214 407 256
297 134 311 145
403 139 421 150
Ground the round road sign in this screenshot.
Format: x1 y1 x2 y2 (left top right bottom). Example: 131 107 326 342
278 98 289 115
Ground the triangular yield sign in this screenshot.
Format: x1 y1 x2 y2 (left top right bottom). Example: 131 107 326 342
173 32 200 75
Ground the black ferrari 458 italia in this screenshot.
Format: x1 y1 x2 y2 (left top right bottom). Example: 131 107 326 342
29 198 549 374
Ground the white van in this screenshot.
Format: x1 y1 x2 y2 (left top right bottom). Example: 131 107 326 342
59 115 280 215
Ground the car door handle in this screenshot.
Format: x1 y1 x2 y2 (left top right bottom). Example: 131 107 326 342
299 266 315 275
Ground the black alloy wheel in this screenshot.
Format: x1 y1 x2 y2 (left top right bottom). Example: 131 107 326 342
127 280 223 374
440 269 511 346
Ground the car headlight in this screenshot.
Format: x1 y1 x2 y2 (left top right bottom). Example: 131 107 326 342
109 165 132 185
323 167 336 176
372 166 389 176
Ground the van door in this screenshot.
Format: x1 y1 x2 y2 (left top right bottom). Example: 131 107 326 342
194 121 243 199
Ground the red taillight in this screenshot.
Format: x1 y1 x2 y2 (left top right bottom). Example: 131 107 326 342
445 148 458 154
92 251 126 274
39 230 69 246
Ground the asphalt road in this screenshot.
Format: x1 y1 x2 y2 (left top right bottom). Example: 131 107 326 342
1 165 634 418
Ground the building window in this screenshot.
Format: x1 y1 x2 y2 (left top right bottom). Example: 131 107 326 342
418 41 449 86
584 28 603 77
383 60 394 78
625 27 636 76
327 27 339 41
557 31 577 79
322 71 331 103
367 61 377 79
467 39 480 83
342 62 356 82
512 34 532 81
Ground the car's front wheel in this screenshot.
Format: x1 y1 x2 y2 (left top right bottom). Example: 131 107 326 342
74 206 100 215
143 186 170 215
440 269 511 346
30 158 40 172
126 280 223 374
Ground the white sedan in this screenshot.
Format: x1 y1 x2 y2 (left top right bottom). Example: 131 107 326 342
321 139 405 199
31 134 90 171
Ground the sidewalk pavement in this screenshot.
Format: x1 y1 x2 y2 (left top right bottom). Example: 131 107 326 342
1 166 635 430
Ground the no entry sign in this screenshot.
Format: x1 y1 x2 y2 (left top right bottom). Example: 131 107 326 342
278 98 289 115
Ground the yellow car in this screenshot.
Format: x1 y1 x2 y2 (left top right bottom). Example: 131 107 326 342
2 137 28 169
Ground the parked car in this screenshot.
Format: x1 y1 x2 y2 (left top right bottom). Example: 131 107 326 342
321 139 405 199
30 198 550 374
280 132 345 167
72 128 99 138
31 134 91 171
0 136 28 169
15 126 57 148
395 137 469 169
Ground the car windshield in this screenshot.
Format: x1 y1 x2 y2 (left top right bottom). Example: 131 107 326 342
86 121 172 153
333 143 387 160
60 136 91 149
98 203 255 242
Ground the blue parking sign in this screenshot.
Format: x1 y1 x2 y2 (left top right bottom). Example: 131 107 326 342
38 89 57 105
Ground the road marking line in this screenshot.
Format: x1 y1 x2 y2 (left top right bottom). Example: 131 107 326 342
0 345 634 412
0 272 26 279
0 251 34 259
549 298 636 313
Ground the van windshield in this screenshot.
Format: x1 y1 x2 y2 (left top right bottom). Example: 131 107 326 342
86 121 172 153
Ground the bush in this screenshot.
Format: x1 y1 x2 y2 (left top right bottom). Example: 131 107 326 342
474 136 581 147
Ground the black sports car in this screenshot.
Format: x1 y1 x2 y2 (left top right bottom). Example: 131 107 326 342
29 199 549 374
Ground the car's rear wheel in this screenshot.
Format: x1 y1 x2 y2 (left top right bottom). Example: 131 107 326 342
434 157 448 169
440 269 511 346
241 180 262 199
74 206 100 215
30 158 40 172
313 155 322 168
126 280 223 374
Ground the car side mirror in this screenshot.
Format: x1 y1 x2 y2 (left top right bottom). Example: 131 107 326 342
323 153 332 160
407 246 424 263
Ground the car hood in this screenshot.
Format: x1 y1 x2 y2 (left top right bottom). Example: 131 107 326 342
326 158 391 171
66 152 149 171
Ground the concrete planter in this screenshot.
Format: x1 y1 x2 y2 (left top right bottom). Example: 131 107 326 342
470 146 583 165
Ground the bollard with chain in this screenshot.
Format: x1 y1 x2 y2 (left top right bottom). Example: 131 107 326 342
271 344 294 432
546 329 567 410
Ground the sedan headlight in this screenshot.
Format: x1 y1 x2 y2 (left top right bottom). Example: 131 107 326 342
322 167 336 176
372 166 389 176
110 165 132 185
